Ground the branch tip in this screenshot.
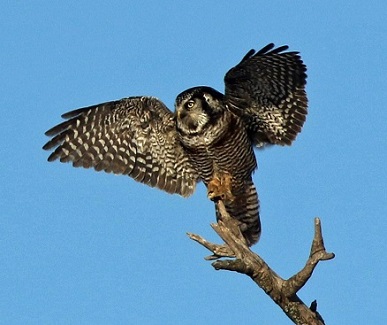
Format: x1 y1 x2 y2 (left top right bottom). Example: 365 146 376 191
187 231 235 259
310 217 334 259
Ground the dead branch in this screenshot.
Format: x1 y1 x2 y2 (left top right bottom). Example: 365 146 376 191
187 201 334 325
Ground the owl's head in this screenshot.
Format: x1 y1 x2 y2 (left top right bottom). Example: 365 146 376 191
175 86 224 135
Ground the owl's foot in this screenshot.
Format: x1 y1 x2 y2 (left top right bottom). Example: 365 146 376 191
207 173 234 202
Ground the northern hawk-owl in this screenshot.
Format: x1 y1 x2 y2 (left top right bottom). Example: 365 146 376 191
43 43 308 246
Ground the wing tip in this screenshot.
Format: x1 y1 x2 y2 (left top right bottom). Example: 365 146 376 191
47 151 59 162
257 43 290 55
42 142 51 151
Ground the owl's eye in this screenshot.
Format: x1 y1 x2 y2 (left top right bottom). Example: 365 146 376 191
186 100 195 109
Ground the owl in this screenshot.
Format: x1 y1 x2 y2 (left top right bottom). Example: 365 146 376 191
43 43 307 246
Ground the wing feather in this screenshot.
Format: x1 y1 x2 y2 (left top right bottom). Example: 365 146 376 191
43 97 198 197
224 43 308 147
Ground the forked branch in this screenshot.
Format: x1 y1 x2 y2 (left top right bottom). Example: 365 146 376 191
187 201 334 325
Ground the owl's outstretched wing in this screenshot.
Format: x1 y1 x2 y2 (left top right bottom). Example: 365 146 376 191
224 43 308 147
43 96 198 197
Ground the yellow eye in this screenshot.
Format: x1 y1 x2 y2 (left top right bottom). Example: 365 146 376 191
186 100 195 109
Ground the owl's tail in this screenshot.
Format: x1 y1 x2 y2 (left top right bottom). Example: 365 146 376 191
215 179 261 246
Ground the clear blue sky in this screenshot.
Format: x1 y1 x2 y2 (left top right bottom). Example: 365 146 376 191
1 1 386 324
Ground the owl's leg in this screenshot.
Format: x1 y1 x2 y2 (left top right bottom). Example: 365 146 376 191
207 172 235 202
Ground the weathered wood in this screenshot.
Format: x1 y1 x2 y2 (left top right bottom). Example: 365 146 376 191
188 201 334 325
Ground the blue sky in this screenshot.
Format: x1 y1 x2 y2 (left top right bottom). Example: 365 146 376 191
1 1 386 324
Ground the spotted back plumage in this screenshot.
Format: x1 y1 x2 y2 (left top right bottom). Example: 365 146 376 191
43 43 308 246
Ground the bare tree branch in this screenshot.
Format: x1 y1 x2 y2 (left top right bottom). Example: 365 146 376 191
187 201 334 325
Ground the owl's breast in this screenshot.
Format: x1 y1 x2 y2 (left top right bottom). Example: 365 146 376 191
180 111 256 183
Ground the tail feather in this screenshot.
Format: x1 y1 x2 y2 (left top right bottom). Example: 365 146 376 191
215 179 261 246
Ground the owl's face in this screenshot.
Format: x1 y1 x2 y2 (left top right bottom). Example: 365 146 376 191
175 86 224 135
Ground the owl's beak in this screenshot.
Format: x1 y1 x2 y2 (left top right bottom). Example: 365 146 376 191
177 110 186 120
